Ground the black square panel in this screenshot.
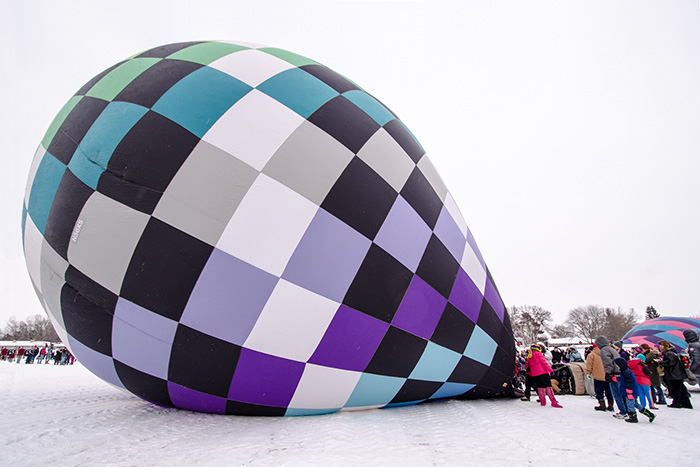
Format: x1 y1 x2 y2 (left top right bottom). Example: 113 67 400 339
308 95 380 153
390 379 443 404
383 119 425 164
168 325 241 398
97 170 163 215
321 157 398 240
114 360 172 406
490 343 516 380
120 218 213 321
430 303 475 354
61 283 113 356
65 266 119 314
364 326 428 378
114 59 204 108
400 166 443 229
225 400 287 417
343 244 413 323
447 355 489 384
416 235 460 299
299 65 360 94
136 41 205 59
44 170 95 260
47 96 109 165
476 299 503 343
76 61 125 96
108 110 200 193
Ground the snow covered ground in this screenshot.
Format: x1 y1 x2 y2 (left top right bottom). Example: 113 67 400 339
2 362 698 466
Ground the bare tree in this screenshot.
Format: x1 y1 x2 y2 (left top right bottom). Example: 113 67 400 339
566 305 607 343
0 315 59 342
549 323 573 338
601 307 639 340
509 305 552 346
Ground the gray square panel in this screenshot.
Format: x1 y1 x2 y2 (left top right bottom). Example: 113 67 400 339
417 156 448 202
153 140 259 246
262 120 354 206
356 128 415 193
67 192 150 295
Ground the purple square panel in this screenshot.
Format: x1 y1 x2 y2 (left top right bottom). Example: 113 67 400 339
228 348 305 407
168 382 227 414
180 249 278 345
449 268 483 323
308 305 389 371
484 276 505 322
392 276 446 340
282 209 371 302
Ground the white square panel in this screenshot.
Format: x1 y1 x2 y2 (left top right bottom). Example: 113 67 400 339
216 174 318 276
209 48 295 87
443 192 468 237
417 154 448 202
461 241 487 295
202 89 304 171
243 279 338 362
288 364 362 410
24 145 46 206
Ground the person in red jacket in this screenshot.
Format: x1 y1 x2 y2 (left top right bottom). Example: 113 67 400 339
628 354 656 410
525 344 562 408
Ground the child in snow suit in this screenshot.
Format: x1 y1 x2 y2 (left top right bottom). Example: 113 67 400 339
614 357 656 423
525 345 562 408
628 355 656 410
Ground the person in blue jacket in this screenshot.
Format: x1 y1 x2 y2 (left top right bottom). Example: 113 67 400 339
614 357 656 423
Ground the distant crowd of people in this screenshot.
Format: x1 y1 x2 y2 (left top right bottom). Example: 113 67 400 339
514 328 699 423
0 344 74 365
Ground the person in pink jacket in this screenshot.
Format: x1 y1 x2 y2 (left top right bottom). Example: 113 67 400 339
525 344 562 408
628 354 656 410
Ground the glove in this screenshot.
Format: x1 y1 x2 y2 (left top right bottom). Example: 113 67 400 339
626 389 634 400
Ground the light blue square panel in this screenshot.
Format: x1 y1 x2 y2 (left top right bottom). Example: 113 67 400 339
463 326 498 366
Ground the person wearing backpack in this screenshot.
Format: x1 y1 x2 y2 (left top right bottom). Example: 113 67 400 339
657 340 693 409
683 329 700 381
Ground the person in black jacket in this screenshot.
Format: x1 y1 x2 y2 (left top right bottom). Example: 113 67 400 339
657 340 693 409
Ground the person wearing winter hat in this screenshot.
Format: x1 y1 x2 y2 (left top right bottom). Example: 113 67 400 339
613 341 630 360
595 336 627 419
585 342 614 412
525 344 562 408
628 354 656 410
614 357 656 423
683 329 700 381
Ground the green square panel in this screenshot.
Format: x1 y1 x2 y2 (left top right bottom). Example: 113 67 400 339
167 42 250 65
86 58 161 102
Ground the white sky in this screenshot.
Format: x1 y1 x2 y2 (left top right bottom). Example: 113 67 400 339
2 0 699 326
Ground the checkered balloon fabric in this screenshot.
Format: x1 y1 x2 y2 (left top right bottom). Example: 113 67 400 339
22 41 515 415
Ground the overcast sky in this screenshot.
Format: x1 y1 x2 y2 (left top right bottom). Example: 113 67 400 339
2 0 699 327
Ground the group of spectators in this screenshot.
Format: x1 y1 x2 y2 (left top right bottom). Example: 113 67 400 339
0 344 74 365
514 328 700 423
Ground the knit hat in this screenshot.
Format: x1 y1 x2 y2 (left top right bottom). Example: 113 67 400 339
614 340 624 348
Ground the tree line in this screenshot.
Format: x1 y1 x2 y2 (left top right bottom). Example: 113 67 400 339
509 304 664 347
0 315 60 342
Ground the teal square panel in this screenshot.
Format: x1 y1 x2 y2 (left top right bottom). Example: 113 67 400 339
68 102 148 189
258 68 338 119
463 326 498 366
285 407 340 416
152 67 252 137
343 90 395 126
344 373 405 408
27 151 66 235
408 342 462 382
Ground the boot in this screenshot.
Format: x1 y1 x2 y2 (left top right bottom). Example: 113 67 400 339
546 387 562 408
520 396 530 401
606 400 615 412
594 399 607 411
641 408 656 423
537 388 547 406
625 412 638 423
